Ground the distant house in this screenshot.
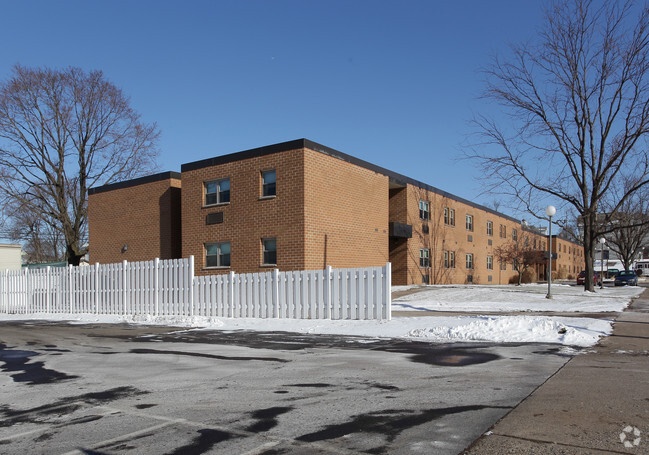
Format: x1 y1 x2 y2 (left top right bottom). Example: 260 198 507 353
0 244 22 271
22 261 68 270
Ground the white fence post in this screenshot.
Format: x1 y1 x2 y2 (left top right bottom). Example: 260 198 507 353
94 263 100 314
46 266 51 314
384 262 392 320
229 271 235 317
122 260 128 316
188 255 195 317
68 264 73 314
154 258 160 316
325 265 332 319
1 269 5 313
272 268 280 318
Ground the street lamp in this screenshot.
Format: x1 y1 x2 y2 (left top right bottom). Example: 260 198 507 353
599 237 606 289
545 205 556 299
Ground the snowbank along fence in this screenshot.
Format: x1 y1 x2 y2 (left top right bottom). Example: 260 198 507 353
0 257 392 321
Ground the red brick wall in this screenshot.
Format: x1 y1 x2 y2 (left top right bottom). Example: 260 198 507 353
389 183 577 286
302 149 389 270
181 148 306 275
88 177 182 264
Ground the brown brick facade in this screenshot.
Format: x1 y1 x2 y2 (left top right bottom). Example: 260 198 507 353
87 139 584 285
302 149 389 270
181 147 307 275
88 172 181 264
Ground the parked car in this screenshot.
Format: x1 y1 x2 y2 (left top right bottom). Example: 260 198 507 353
614 270 638 286
576 270 601 286
606 268 619 279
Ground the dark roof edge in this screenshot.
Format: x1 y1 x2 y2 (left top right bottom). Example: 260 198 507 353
181 139 313 172
88 171 181 195
181 138 527 226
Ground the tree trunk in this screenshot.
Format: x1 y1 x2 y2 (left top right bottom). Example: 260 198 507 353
66 244 82 266
582 217 596 292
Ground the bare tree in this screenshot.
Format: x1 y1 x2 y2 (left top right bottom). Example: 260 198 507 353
604 194 649 270
469 0 649 291
3 199 65 263
0 65 159 265
494 233 543 285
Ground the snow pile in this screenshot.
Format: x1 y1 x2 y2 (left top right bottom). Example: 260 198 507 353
407 316 612 347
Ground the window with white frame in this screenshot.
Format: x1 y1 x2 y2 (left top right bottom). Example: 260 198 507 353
444 250 456 268
261 170 276 197
419 200 430 220
487 221 493 236
487 255 493 270
466 253 473 269
512 229 517 241
420 248 430 268
500 260 507 271
466 214 473 231
444 207 456 226
204 178 230 205
500 224 506 238
262 238 277 265
205 242 230 268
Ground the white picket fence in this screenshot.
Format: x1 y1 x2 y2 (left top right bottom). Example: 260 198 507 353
0 257 392 321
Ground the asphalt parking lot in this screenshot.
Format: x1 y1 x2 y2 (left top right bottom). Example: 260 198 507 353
0 321 575 454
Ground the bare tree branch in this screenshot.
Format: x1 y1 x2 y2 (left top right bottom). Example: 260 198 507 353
467 0 649 290
0 65 159 265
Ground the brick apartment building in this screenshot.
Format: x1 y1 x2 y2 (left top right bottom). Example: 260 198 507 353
88 139 584 285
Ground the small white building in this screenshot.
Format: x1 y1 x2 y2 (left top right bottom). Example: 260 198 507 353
0 244 22 271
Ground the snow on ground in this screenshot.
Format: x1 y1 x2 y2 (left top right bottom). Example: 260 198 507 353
392 283 643 313
0 284 642 347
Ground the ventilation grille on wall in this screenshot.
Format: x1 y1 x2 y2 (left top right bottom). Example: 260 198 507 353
206 212 224 225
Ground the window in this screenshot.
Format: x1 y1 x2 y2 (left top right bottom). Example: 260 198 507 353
499 224 506 238
487 221 493 236
500 261 507 271
204 179 230 205
420 248 430 268
419 201 430 220
261 170 276 197
512 229 517 241
262 238 277 265
205 242 230 268
466 253 473 270
444 208 455 226
466 214 473 231
487 255 493 270
444 251 455 268
534 238 537 249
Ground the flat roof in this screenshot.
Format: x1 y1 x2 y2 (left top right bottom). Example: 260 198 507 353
182 138 521 224
88 139 578 241
88 171 181 195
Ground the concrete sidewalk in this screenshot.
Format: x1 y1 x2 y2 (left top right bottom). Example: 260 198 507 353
464 288 649 454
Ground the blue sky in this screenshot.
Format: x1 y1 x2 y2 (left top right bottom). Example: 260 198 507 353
0 0 545 216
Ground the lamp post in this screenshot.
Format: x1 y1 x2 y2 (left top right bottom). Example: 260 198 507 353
545 205 556 299
599 237 606 289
